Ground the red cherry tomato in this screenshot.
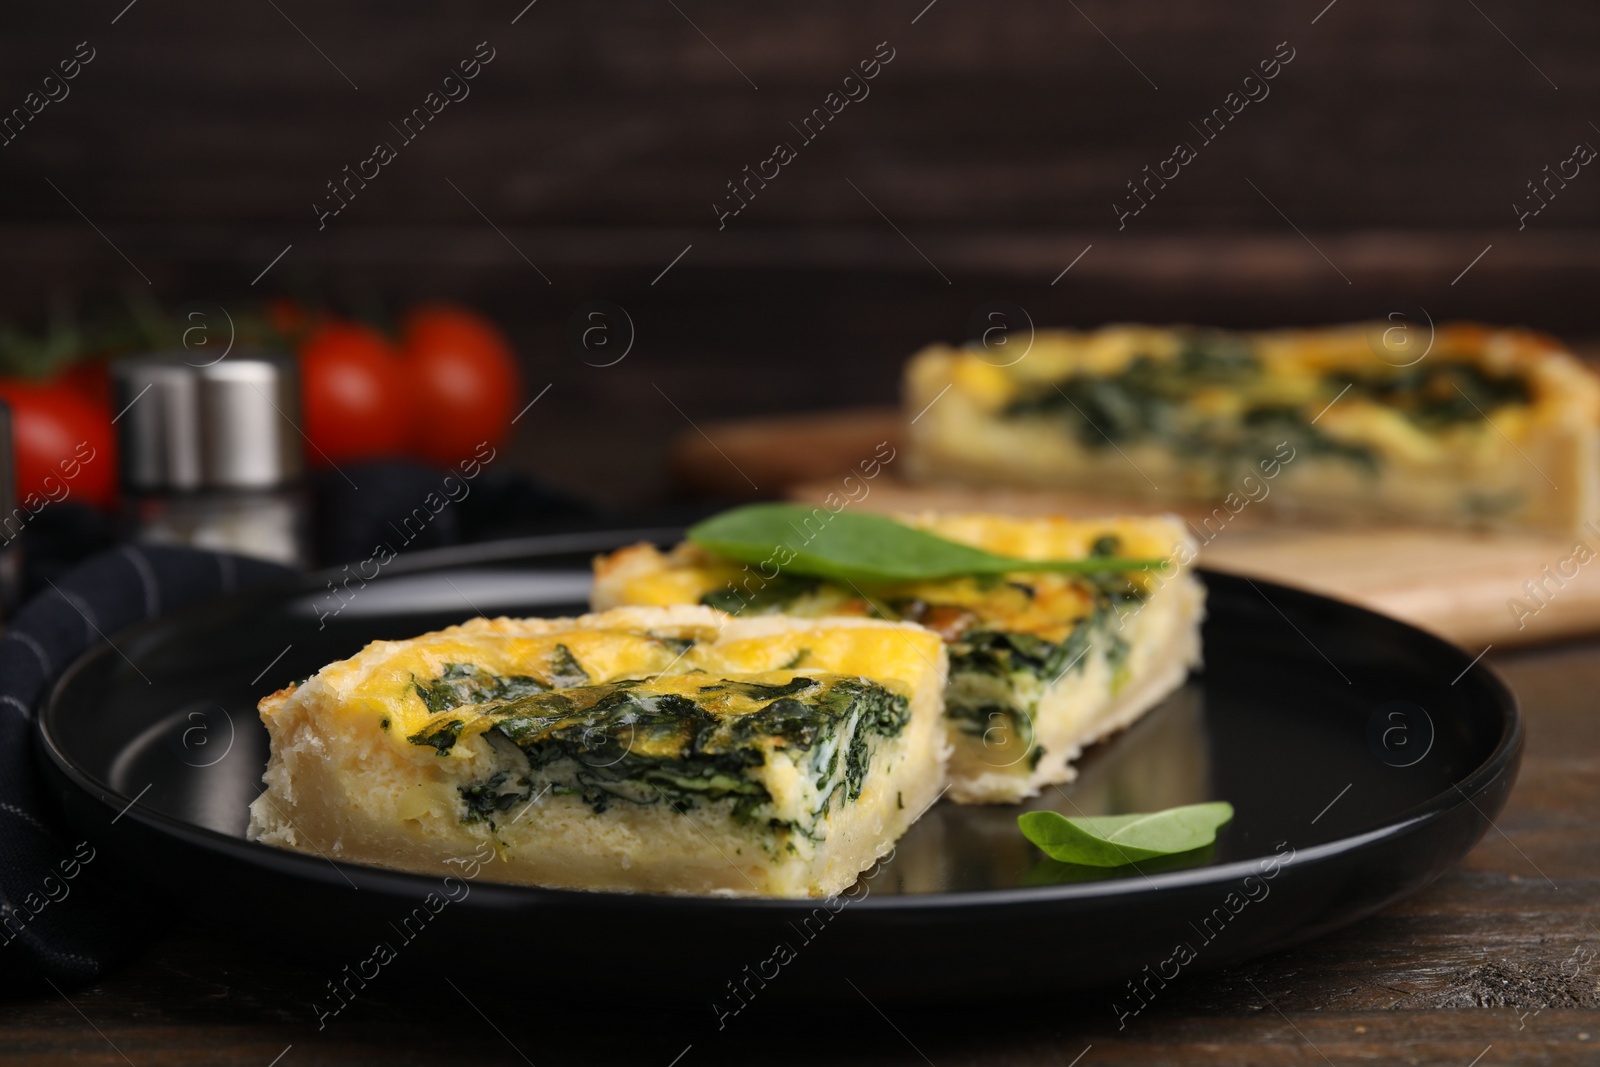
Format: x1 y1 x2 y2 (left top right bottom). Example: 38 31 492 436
59 361 114 409
298 321 410 465
399 305 521 467
0 378 117 510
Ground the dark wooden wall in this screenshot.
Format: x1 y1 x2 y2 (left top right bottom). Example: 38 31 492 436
2 1 1596 504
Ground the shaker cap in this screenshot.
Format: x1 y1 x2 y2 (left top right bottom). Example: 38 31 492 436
112 350 303 491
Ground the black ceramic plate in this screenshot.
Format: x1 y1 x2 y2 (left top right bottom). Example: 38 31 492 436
37 529 1519 1004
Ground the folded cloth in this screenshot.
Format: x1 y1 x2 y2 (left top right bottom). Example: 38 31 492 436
0 544 289 992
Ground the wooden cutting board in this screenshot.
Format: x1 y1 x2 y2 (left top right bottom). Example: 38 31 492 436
671 406 1600 650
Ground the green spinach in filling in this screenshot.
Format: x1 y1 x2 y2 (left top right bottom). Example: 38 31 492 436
700 573 822 614
1329 362 1531 430
411 646 592 718
1000 332 1531 481
404 669 910 831
692 561 1151 775
944 574 1143 771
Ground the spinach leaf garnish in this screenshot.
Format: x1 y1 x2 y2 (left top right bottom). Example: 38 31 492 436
1018 801 1234 867
688 504 1164 584
1023 845 1218 885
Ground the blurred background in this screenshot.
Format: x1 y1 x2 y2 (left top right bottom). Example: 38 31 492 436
0 0 1594 578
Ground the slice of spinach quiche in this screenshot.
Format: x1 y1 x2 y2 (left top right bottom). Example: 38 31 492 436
247 605 948 898
593 514 1204 803
905 323 1600 534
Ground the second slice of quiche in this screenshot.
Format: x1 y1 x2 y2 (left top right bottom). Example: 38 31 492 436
905 323 1600 535
247 605 947 898
593 514 1204 803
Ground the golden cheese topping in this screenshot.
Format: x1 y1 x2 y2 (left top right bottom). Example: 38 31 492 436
314 630 689 740
284 608 942 762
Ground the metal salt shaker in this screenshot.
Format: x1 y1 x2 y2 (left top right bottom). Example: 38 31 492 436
112 351 310 567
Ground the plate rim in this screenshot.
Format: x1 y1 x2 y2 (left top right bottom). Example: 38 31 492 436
36 533 1523 913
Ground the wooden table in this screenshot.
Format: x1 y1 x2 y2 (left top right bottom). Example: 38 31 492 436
3 639 1596 1067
